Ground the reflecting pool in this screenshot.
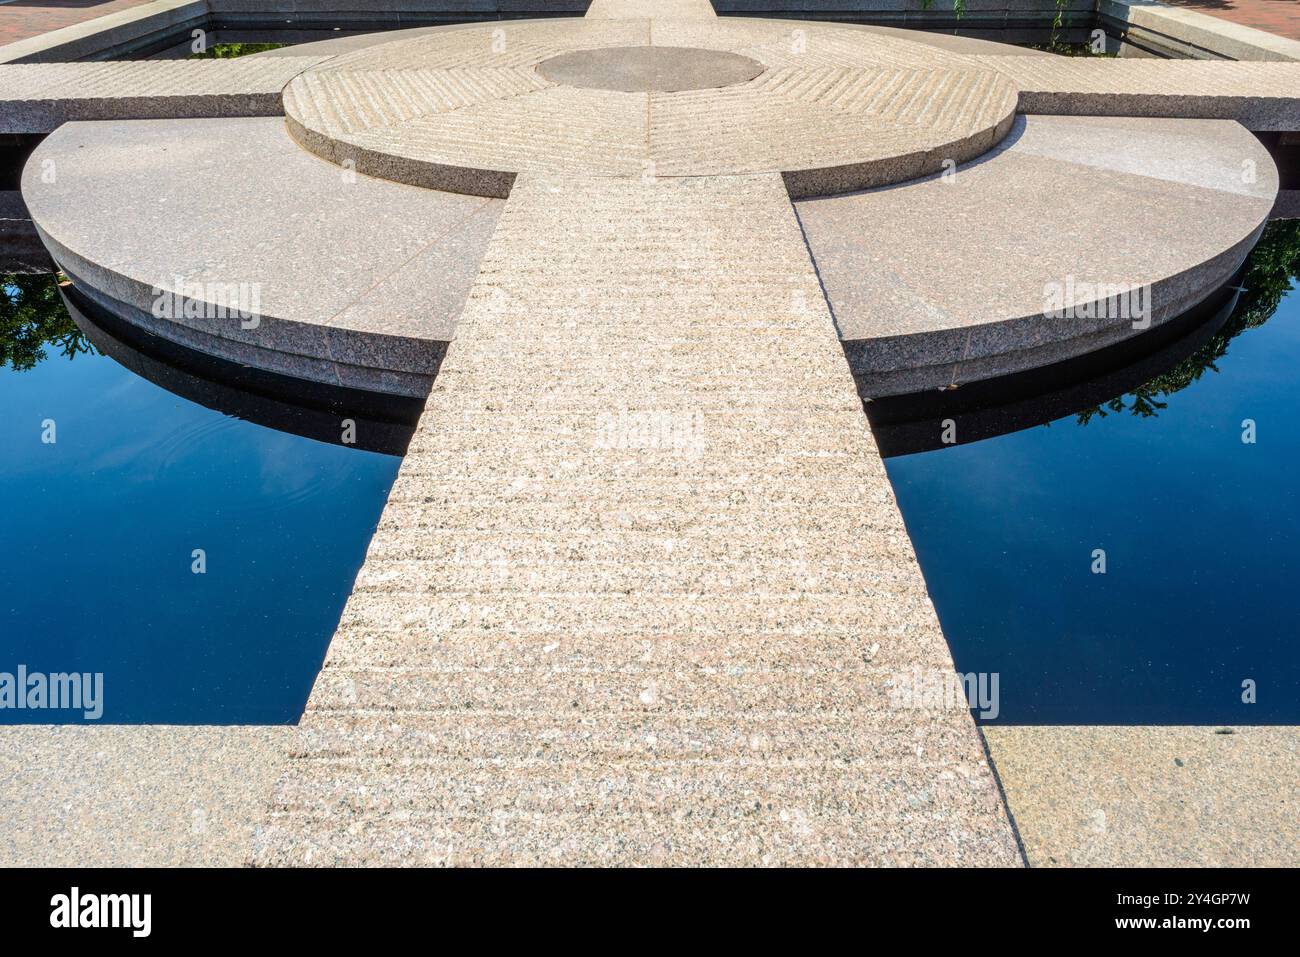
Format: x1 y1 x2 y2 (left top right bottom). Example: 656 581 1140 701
0 277 405 724
879 221 1300 725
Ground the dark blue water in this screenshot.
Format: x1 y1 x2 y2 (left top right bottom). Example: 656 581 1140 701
883 223 1300 725
0 278 402 724
7 226 1299 728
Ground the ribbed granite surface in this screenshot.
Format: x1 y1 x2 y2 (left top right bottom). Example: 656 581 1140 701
281 17 1019 197
0 57 326 132
252 172 1021 866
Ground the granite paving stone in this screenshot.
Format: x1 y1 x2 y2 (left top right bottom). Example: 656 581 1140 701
0 726 291 867
985 726 1300 867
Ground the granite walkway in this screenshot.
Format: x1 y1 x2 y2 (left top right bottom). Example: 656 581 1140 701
0 56 327 132
587 0 717 17
252 171 1021 866
971 54 1300 127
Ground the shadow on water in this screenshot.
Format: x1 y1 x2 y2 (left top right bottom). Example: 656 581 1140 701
58 280 421 456
867 219 1300 457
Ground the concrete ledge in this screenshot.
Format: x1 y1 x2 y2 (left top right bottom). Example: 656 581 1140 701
0 2 592 63
62 284 425 453
718 0 1095 39
0 0 210 64
284 109 518 198
22 117 502 397
207 1 590 33
253 18 1063 60
0 57 327 133
971 55 1300 130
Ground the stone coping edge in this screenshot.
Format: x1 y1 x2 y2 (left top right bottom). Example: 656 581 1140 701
0 0 209 64
284 111 517 199
35 223 443 399
842 222 1264 399
1100 0 1300 63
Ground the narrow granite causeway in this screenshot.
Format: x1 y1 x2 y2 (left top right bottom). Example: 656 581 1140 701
253 173 1020 866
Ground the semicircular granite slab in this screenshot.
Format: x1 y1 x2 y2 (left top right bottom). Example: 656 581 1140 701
281 17 1020 198
20 116 503 398
796 114 1280 399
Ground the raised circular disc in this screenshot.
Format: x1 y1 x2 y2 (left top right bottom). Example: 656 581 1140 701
282 18 1020 198
537 46 764 93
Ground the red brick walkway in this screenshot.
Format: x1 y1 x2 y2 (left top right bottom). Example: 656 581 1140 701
1159 0 1300 42
0 0 164 47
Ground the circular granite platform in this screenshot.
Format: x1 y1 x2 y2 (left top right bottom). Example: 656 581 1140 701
23 111 1277 402
19 20 1281 404
282 18 1020 197
21 117 503 398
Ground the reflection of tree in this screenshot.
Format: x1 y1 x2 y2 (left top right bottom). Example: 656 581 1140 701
189 42 287 60
0 273 94 372
1075 219 1300 425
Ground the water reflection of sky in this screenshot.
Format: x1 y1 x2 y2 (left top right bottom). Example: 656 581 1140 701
4 223 1298 727
0 291 401 724
885 232 1300 725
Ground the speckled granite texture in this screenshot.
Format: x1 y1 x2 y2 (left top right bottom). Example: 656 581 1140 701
986 726 1300 867
0 726 290 867
252 172 1021 866
22 116 502 397
6 1 1300 869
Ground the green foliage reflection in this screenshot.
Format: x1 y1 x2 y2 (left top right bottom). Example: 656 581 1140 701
0 274 93 372
1075 220 1300 425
